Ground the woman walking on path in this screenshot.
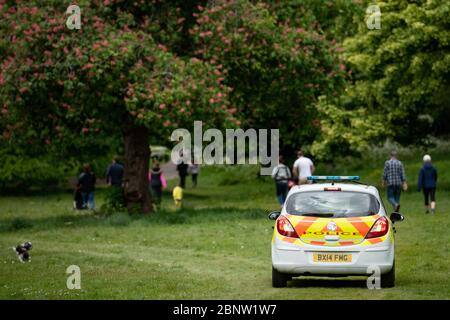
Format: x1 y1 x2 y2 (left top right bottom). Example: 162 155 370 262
149 162 167 206
271 155 292 206
418 154 438 214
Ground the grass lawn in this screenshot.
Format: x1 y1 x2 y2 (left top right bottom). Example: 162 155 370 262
0 155 449 299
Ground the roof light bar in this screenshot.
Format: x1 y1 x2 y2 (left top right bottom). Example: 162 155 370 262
307 176 361 181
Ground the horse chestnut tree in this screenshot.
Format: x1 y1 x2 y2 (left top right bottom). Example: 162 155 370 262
0 0 234 212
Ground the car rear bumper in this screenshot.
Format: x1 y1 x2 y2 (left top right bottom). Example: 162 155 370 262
272 237 394 276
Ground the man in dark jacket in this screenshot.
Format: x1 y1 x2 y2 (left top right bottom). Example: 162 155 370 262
106 156 124 187
78 163 96 210
418 154 438 214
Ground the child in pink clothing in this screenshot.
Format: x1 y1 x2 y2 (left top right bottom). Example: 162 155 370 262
148 163 167 205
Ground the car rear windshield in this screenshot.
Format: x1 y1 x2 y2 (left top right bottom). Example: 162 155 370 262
286 191 380 218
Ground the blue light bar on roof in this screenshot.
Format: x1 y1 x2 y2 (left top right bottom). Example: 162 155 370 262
307 175 360 181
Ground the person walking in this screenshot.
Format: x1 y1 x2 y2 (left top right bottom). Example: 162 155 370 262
189 163 200 187
176 157 189 188
417 154 438 214
148 162 167 206
105 156 124 187
271 155 292 206
292 150 315 185
382 150 407 212
78 163 96 210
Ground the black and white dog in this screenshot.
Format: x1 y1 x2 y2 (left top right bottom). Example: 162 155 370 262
13 241 33 262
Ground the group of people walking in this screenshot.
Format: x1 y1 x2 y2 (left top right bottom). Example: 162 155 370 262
74 163 98 210
171 157 200 209
271 150 315 206
175 157 200 188
74 155 200 211
74 157 124 210
74 148 438 214
271 149 439 214
383 151 438 214
149 157 201 209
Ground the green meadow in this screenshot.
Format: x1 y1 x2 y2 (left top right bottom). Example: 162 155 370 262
0 150 449 299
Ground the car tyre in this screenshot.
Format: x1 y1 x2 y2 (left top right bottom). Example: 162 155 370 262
381 261 395 288
272 266 290 288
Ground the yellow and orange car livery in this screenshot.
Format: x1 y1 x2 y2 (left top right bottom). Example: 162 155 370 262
269 176 404 288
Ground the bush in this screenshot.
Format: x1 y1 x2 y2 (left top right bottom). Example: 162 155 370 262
202 165 267 186
99 186 126 215
0 151 66 190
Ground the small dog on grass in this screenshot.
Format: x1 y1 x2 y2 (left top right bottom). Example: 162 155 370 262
13 241 32 263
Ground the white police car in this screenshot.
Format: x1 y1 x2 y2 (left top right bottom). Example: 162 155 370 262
269 176 404 288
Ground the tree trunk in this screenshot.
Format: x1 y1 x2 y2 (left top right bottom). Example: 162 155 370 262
122 119 152 213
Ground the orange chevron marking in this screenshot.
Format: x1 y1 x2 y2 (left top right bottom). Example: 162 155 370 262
350 218 371 236
292 217 318 235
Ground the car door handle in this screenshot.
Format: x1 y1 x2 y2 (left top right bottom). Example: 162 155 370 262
324 235 340 241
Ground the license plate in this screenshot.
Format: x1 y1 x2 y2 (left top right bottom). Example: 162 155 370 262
313 253 352 263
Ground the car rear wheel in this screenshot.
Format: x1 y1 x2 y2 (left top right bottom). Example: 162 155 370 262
272 267 291 288
381 261 395 288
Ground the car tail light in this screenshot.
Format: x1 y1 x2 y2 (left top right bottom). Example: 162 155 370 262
366 216 389 239
277 216 299 238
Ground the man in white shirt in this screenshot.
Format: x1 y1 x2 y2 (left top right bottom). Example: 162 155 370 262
292 150 315 184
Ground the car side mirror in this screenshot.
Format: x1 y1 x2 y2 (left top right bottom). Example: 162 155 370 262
390 212 404 223
268 211 281 220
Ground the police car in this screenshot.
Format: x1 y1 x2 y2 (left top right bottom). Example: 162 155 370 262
269 176 404 288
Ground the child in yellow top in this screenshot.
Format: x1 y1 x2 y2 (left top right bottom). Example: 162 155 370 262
172 183 183 209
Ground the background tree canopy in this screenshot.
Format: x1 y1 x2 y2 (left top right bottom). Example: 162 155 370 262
312 0 450 159
0 0 449 209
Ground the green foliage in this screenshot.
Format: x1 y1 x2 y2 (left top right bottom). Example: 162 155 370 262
217 165 265 186
310 0 450 158
267 0 367 41
314 0 450 157
191 1 349 153
311 96 386 160
2 0 446 172
0 0 235 153
100 186 126 214
0 139 117 188
0 0 356 177
0 146 66 189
